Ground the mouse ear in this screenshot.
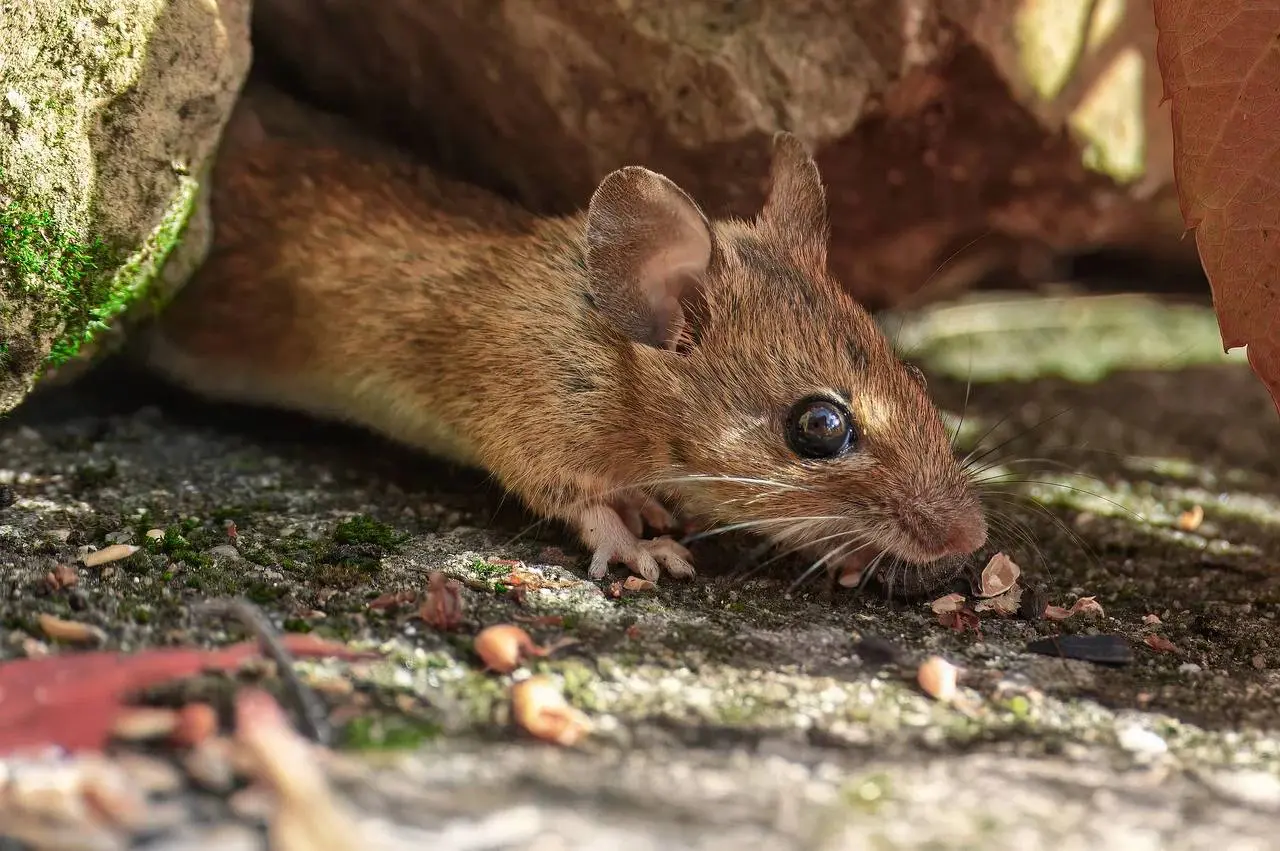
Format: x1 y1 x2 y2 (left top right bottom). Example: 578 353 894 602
759 131 829 271
585 166 715 353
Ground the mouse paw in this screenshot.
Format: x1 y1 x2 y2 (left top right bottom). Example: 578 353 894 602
577 504 696 582
829 546 878 588
612 491 680 538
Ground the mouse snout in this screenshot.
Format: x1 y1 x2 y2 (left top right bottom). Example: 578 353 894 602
892 497 988 562
940 516 987 557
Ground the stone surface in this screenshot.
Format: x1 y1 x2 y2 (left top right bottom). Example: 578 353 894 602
2 289 1279 847
0 0 251 414
250 0 1187 310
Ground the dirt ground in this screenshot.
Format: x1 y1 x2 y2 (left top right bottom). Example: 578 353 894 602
2 288 1279 850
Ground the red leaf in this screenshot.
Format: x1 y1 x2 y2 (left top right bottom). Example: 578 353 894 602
0 636 377 755
1154 0 1280 415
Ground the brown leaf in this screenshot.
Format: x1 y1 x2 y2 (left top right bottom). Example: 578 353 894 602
0 636 378 755
1154 0 1280 415
1144 634 1179 654
930 592 966 614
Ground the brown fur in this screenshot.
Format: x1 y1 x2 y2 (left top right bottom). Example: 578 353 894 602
145 90 987 585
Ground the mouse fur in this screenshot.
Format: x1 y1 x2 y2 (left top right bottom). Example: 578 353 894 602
143 87 988 587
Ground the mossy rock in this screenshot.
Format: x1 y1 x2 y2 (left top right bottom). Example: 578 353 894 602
0 0 251 414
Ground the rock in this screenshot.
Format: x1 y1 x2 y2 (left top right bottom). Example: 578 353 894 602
0 0 252 415
250 0 1186 310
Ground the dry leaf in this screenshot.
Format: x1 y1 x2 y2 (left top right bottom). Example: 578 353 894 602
978 552 1021 597
1175 504 1204 532
1144 634 1179 654
930 592 966 614
510 676 591 746
81 544 139 567
38 614 106 646
419 571 463 629
937 608 982 634
916 655 958 701
1143 614 1163 625
1154 0 1280 415
622 576 656 592
1043 596 1105 621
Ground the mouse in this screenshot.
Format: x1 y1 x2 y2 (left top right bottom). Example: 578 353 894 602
140 90 989 590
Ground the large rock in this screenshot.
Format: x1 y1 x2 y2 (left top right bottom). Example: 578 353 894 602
251 0 1188 309
0 0 251 414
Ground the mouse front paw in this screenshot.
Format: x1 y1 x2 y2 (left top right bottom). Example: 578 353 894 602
576 504 696 582
611 491 682 538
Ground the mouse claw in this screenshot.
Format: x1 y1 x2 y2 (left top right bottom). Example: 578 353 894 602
642 536 695 579
577 504 696 582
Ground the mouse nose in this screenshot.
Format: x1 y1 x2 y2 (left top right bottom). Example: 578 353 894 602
943 519 987 556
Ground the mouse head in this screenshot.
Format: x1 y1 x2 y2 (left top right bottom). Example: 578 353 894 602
584 132 987 585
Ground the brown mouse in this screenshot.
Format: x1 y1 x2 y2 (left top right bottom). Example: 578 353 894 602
141 92 988 588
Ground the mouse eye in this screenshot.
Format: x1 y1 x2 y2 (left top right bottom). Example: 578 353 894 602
786 396 858 459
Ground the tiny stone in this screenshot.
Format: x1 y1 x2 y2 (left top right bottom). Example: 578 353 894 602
146 529 165 541
1179 662 1203 675
105 530 135 545
206 545 241 561
1116 722 1168 757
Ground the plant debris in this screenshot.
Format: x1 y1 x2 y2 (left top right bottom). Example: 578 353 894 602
978 552 1021 597
1144 634 1180 654
0 633 376 754
418 570 464 630
1176 504 1205 532
81 544 138 567
1025 634 1133 666
37 613 107 646
916 655 958 701
510 675 591 746
474 624 549 673
1044 596 1105 621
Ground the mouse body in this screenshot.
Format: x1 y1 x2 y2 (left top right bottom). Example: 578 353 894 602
143 96 988 587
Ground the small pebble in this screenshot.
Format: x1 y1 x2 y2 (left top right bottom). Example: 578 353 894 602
1179 662 1203 675
1116 722 1168 757
206 544 241 561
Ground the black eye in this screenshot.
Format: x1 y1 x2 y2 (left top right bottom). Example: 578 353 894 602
786 396 858 459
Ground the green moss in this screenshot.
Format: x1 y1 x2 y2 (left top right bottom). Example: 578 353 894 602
337 713 444 751
333 515 410 550
0 190 116 357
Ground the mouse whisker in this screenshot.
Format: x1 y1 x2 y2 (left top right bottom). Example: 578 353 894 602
982 508 1048 577
638 474 811 493
787 535 866 594
975 477 1144 523
960 405 1079 470
854 549 892 592
746 525 876 585
982 493 1100 578
680 515 844 545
